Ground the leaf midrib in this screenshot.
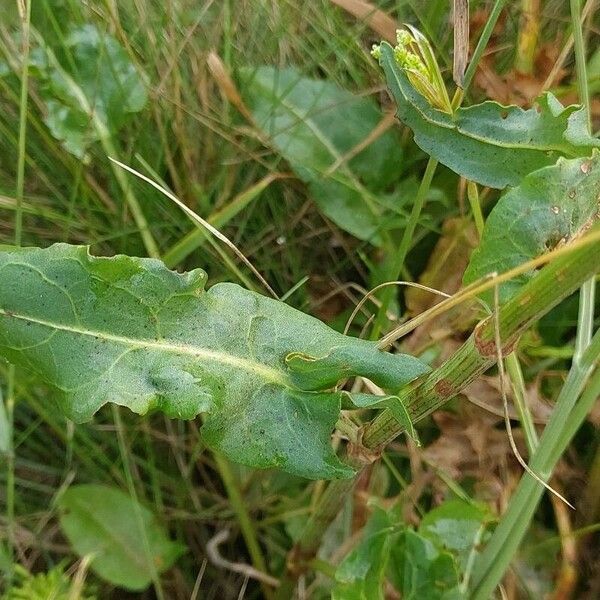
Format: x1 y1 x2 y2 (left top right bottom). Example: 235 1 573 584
0 307 288 385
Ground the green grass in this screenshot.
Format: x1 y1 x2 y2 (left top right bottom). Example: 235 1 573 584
1 1 599 598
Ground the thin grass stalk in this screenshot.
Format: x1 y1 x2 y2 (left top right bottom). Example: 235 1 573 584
370 157 438 339
506 352 538 454
470 331 600 599
4 0 31 580
112 406 166 600
466 181 485 239
462 0 508 92
570 0 596 365
213 453 274 600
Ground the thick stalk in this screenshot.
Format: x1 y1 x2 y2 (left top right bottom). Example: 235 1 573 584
275 476 357 600
362 230 600 449
276 452 366 599
515 0 540 74
470 331 600 599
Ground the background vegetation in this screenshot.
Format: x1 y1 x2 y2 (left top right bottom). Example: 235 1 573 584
1 0 599 598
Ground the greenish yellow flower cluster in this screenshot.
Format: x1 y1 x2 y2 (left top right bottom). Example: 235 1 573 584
371 30 426 76
371 26 453 114
393 30 428 76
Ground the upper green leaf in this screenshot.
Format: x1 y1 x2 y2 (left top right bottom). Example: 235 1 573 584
58 484 183 591
464 154 600 303
29 24 147 159
0 244 428 479
378 41 600 188
239 66 403 244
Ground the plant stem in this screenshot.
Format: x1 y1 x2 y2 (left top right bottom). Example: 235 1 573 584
515 0 540 74
4 368 15 575
281 3 558 581
101 134 160 259
466 180 484 239
282 233 599 585
362 229 600 449
15 5 30 248
470 331 600 599
570 0 592 131
462 0 508 92
570 0 596 367
112 406 165 600
370 157 438 339
276 456 362 600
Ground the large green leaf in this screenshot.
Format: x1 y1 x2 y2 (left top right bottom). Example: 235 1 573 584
464 154 600 303
58 485 184 591
239 66 403 244
0 244 428 479
378 42 600 188
29 24 147 158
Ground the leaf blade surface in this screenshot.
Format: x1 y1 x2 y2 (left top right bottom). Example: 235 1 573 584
0 244 429 479
378 42 600 188
464 154 600 303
